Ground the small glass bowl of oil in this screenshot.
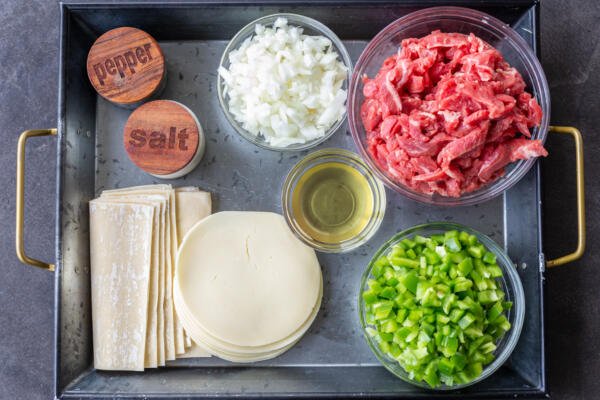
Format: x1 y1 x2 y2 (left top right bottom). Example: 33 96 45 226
282 148 386 252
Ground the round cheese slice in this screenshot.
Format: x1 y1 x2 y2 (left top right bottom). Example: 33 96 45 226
174 274 322 352
174 273 322 355
175 212 322 348
191 334 299 363
174 278 321 362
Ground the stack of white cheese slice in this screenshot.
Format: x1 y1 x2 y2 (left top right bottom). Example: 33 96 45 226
174 211 323 362
89 184 212 371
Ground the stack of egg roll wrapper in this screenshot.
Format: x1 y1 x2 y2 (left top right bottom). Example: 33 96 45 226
89 184 211 371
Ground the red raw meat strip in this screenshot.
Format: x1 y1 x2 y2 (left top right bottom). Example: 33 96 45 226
478 138 548 181
437 121 490 166
361 99 382 132
360 30 547 197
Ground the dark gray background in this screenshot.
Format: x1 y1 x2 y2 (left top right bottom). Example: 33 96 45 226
1 0 598 399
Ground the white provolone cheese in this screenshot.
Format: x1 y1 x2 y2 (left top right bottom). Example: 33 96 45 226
174 273 322 355
176 212 321 348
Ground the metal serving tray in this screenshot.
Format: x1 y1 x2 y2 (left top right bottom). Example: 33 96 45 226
16 0 580 398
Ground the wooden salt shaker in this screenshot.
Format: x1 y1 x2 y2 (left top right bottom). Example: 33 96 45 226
123 100 206 179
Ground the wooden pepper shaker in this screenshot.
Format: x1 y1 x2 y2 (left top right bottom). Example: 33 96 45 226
87 27 166 108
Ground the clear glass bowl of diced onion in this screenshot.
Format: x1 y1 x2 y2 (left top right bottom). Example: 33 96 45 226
218 13 352 151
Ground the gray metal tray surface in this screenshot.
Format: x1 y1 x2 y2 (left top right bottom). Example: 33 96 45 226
56 1 545 398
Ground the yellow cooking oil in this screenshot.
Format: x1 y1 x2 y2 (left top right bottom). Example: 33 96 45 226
292 162 374 244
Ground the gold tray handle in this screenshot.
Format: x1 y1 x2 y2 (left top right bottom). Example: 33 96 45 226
15 128 57 272
546 126 586 268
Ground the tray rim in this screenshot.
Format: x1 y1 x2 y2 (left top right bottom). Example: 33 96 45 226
55 1 546 398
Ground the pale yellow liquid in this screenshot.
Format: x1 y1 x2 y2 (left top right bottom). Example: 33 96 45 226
292 162 374 244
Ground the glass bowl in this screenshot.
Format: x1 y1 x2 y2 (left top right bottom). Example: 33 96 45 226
282 148 386 253
358 222 525 390
348 6 550 206
218 13 352 152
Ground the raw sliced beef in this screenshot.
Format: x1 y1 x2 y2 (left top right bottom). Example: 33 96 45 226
361 30 547 197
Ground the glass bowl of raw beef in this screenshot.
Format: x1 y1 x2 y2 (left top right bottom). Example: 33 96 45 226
348 7 550 206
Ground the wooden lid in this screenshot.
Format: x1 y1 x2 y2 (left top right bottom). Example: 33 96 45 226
87 27 165 105
123 100 202 177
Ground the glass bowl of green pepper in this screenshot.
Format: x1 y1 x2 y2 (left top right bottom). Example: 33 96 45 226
358 222 525 390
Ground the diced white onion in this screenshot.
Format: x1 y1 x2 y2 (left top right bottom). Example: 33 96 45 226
219 17 347 147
